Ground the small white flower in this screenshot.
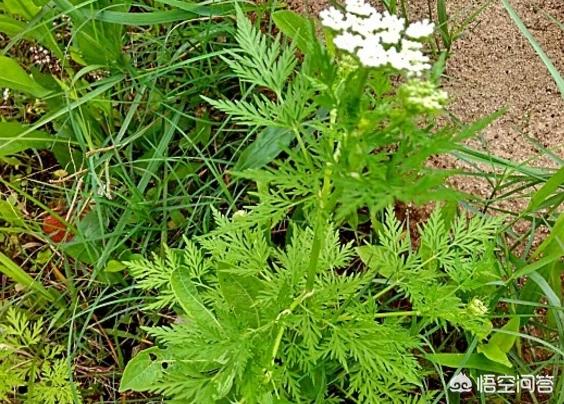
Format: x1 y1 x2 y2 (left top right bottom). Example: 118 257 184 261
379 28 402 44
361 12 385 33
333 32 365 53
345 0 375 17
319 4 435 75
405 19 435 38
381 12 405 33
386 48 410 70
2 88 10 101
320 6 350 31
404 49 429 64
401 39 423 51
346 14 373 36
357 42 387 67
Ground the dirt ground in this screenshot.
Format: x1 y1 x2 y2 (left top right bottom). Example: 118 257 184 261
286 0 564 199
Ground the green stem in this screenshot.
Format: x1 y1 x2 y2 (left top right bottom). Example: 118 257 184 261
293 127 312 166
305 222 324 291
305 167 333 291
373 282 398 301
374 310 420 319
271 290 315 366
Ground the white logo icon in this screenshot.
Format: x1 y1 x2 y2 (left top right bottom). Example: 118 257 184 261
448 372 473 393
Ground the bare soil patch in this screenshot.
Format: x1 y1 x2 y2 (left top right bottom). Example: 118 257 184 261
286 0 563 187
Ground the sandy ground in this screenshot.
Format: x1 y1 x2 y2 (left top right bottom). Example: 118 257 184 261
286 0 563 198
427 0 563 170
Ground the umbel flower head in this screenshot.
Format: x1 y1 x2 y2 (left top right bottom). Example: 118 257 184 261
399 80 448 113
320 0 435 75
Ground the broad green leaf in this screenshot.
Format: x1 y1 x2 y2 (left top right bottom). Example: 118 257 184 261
60 210 99 264
0 122 52 156
357 245 376 267
425 353 514 374
477 343 512 368
218 272 261 328
0 199 25 226
528 167 564 211
119 347 164 392
83 10 197 25
272 11 317 54
61 211 122 285
487 317 520 353
0 56 50 97
4 0 40 20
104 259 127 273
153 0 237 16
234 127 293 171
517 215 563 327
532 214 563 307
0 8 63 58
0 15 26 36
171 268 218 326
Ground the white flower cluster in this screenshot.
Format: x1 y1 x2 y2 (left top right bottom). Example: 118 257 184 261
320 0 435 75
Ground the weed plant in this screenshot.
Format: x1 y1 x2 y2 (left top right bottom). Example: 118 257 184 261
119 3 562 402
0 0 561 402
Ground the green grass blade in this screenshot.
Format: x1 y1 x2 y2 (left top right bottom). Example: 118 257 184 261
436 0 451 49
0 252 62 304
84 10 199 25
454 147 550 180
528 167 564 211
502 0 564 96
